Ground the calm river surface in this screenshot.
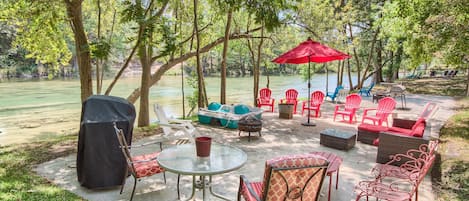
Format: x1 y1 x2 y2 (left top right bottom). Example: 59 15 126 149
0 74 362 145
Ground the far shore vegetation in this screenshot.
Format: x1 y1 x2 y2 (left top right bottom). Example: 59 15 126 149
0 77 467 200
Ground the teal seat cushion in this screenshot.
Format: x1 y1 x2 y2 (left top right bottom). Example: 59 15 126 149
234 104 250 115
208 102 221 111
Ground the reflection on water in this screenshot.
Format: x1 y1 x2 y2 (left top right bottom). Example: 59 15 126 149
0 74 363 145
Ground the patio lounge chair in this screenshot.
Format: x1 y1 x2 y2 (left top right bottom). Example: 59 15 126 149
361 97 396 127
333 93 362 124
302 91 325 117
326 85 344 102
257 88 275 112
154 104 197 143
358 83 375 96
280 88 299 114
238 153 328 201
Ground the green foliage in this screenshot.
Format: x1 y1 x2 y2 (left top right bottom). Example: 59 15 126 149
90 40 112 59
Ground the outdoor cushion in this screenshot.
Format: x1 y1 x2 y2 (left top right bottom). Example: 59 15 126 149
234 104 250 115
131 152 165 178
208 102 222 111
358 124 389 133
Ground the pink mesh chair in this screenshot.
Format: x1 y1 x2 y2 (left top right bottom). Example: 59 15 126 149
113 124 166 201
333 93 362 124
361 97 397 127
257 88 275 112
238 154 329 201
301 91 325 117
280 89 299 114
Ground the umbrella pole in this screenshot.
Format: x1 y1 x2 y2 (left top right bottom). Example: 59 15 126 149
302 57 315 126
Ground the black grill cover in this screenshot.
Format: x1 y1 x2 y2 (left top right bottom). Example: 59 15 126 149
77 95 136 189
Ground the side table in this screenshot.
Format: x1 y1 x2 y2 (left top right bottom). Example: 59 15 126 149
310 151 343 201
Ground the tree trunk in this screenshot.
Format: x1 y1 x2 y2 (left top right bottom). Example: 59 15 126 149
466 66 469 96
348 23 361 89
220 10 232 104
65 0 93 102
193 0 206 108
138 45 151 127
359 29 379 87
347 59 353 89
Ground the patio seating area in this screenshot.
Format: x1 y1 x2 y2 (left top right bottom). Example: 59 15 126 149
35 94 455 201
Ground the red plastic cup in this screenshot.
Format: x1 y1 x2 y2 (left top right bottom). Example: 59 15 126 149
195 136 212 157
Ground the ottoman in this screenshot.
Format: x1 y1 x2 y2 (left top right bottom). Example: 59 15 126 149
320 129 356 150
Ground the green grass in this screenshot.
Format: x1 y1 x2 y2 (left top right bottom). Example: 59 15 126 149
433 97 469 200
0 135 82 201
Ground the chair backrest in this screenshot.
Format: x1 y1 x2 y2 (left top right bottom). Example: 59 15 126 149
113 124 137 177
285 89 299 102
261 154 329 201
345 93 362 110
309 91 325 106
154 104 173 135
333 85 344 94
259 88 272 100
376 97 396 116
419 102 438 120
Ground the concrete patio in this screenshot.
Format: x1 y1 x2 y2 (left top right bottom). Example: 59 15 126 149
35 94 455 201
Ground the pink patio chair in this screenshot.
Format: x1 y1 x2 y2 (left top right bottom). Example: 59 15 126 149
257 88 275 112
238 154 329 201
280 89 299 114
333 93 362 123
361 97 397 127
301 91 325 117
355 141 438 201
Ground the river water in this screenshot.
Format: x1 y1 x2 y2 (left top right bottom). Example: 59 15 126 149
0 74 362 145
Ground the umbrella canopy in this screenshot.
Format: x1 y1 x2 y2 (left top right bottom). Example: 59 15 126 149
272 38 350 126
272 38 350 64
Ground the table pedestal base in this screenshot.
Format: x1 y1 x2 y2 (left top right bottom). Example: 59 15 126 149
181 175 230 201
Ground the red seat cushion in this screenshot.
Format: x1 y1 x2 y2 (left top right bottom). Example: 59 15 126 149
410 118 426 137
358 124 389 132
241 181 263 201
388 127 413 136
131 152 165 178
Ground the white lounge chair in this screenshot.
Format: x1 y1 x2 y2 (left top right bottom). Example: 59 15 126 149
153 103 198 143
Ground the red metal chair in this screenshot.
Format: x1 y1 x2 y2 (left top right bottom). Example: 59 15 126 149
280 89 299 114
361 97 397 127
333 93 362 124
301 91 325 117
238 154 329 201
257 88 275 112
113 124 166 201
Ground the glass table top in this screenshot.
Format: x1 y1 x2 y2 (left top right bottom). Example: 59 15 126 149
157 143 247 176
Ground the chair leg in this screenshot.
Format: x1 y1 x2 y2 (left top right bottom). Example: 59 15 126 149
177 174 181 200
163 172 166 183
120 168 128 194
130 177 137 201
336 168 339 189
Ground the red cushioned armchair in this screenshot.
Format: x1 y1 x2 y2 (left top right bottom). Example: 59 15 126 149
238 154 328 201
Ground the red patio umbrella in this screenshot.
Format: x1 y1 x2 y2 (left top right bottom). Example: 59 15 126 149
273 38 350 126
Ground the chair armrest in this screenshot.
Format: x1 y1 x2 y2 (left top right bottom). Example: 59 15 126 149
239 175 261 201
376 132 430 165
334 104 345 111
392 118 416 129
363 108 376 115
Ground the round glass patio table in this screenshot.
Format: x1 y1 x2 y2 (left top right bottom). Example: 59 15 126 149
157 143 247 201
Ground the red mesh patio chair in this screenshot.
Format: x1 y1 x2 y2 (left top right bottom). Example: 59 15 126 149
280 89 299 114
333 93 362 124
257 88 275 112
113 124 166 201
361 97 397 127
301 91 325 117
238 154 329 201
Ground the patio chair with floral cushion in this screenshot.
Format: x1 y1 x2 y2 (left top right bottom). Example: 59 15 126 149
238 154 329 201
361 97 397 127
113 124 167 201
333 93 362 124
257 88 275 112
